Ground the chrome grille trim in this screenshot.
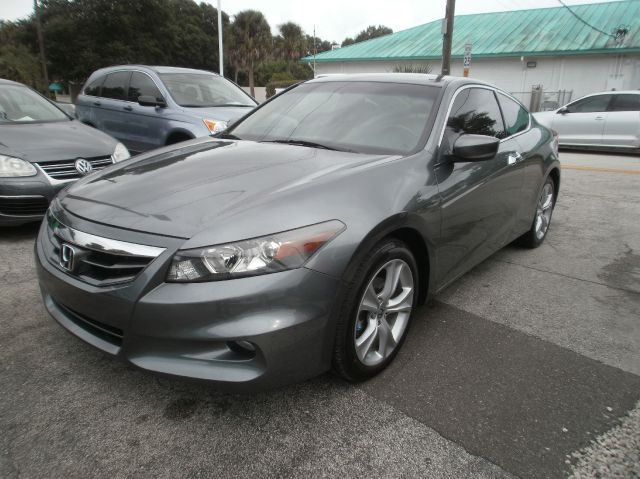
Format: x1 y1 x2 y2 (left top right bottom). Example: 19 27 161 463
48 212 165 258
36 156 114 181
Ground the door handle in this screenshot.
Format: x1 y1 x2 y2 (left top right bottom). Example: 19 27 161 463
507 152 523 165
123 105 133 111
595 116 605 120
93 101 101 106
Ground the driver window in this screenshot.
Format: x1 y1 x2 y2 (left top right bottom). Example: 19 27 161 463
567 95 612 113
444 88 506 149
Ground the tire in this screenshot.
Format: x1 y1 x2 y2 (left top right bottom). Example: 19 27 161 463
333 238 419 382
517 176 556 248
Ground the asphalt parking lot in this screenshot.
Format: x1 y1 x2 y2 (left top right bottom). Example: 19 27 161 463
1 151 639 479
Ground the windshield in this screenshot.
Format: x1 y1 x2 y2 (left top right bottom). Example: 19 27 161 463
159 73 256 108
0 85 69 123
229 81 438 155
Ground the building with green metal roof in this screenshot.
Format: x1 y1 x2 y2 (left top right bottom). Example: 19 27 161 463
301 0 640 110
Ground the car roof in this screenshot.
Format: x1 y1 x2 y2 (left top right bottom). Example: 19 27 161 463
90 65 219 76
308 73 493 90
582 90 640 95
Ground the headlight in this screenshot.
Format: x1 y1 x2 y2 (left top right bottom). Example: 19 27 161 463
203 119 228 134
111 142 130 163
0 155 37 177
167 220 345 282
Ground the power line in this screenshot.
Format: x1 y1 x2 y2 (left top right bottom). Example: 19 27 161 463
556 0 617 39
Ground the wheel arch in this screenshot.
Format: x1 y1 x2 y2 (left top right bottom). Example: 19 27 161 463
341 213 435 307
165 129 195 145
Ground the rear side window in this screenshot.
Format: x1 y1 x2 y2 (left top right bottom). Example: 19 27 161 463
497 93 529 137
568 95 612 113
101 71 131 100
128 72 163 102
446 87 506 139
609 94 640 112
84 75 105 96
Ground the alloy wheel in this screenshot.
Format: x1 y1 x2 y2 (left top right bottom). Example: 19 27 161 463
534 181 554 240
354 259 414 366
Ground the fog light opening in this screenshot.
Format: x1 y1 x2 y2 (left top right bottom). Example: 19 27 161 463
227 340 256 358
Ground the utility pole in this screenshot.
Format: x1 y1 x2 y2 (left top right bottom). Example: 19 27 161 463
217 0 224 77
441 0 456 76
34 0 49 93
313 25 317 78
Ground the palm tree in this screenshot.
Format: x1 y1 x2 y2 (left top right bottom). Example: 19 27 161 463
227 10 271 97
277 22 306 74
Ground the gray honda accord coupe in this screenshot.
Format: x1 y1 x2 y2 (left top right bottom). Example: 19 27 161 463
36 74 560 391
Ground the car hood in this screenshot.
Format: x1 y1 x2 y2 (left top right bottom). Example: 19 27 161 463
59 138 392 238
180 105 255 123
0 120 117 162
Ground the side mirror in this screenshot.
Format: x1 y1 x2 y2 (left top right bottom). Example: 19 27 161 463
138 95 166 107
451 134 500 162
557 107 569 114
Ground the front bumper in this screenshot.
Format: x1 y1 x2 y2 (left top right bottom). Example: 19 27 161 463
0 177 69 226
35 218 341 391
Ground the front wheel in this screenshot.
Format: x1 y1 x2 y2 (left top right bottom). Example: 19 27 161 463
333 239 419 382
517 176 556 248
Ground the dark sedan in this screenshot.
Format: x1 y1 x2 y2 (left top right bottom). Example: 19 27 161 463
36 74 560 391
0 79 130 226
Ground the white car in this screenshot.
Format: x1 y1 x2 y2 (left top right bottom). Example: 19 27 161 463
533 91 640 153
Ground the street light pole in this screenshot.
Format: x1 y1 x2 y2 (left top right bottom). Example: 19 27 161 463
34 0 49 92
218 0 224 77
441 0 456 76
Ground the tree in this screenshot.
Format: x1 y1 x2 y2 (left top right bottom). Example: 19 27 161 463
227 10 271 96
342 25 393 47
276 22 306 74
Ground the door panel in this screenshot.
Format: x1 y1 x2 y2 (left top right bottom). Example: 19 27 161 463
94 71 132 146
604 94 640 148
434 87 524 289
552 94 612 146
125 72 169 152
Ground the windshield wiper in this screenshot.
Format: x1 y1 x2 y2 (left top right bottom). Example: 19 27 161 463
261 139 355 153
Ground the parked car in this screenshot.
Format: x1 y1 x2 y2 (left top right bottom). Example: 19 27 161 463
36 74 560 391
0 79 130 226
533 90 640 153
76 66 258 154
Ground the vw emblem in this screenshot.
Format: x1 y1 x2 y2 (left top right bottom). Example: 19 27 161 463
74 158 93 176
60 243 77 272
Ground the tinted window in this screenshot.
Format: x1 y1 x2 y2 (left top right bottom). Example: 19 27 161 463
497 92 529 136
0 85 68 123
128 72 162 102
230 81 438 155
609 94 640 112
159 73 255 107
568 95 612 113
446 88 505 140
101 71 131 100
84 75 105 96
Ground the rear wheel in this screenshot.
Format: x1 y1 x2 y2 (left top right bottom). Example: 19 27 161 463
517 176 556 248
333 239 418 382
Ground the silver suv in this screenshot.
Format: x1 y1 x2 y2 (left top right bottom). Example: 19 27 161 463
76 65 257 154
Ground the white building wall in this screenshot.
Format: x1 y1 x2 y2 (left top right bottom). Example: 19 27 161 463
315 54 640 107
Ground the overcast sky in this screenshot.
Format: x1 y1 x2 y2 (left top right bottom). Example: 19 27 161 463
2 0 617 42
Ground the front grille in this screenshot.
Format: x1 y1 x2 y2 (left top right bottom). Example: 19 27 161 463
45 212 165 287
56 300 123 347
36 155 113 180
0 196 49 216
49 234 155 286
